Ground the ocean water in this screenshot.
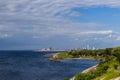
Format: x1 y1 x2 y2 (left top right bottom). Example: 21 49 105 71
0 51 98 80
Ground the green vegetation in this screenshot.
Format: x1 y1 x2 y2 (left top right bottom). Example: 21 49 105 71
112 47 120 62
60 47 120 80
58 48 113 60
93 59 120 80
57 53 73 59
74 61 110 80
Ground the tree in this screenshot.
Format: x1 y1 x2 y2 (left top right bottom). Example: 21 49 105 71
104 48 113 56
112 47 120 62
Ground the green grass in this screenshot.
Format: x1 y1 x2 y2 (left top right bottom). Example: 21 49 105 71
57 53 73 59
57 53 101 60
94 59 120 80
94 69 120 80
73 57 120 80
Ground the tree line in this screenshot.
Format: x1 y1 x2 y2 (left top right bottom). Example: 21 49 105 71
67 48 113 58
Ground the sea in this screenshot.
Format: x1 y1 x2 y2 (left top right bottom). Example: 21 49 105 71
0 51 98 80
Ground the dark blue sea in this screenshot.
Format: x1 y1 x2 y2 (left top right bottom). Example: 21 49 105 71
0 51 98 80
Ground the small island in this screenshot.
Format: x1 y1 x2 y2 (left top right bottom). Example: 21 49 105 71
50 46 120 80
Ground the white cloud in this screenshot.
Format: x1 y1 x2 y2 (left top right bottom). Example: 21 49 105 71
77 30 113 35
0 0 120 49
0 0 120 18
116 36 120 41
0 0 119 39
107 34 113 38
0 33 11 38
72 30 120 45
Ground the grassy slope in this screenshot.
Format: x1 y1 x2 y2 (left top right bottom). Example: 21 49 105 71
74 58 120 80
94 59 120 80
57 53 73 59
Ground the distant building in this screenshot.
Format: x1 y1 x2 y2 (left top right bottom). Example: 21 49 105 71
92 47 96 50
41 47 52 51
75 48 81 50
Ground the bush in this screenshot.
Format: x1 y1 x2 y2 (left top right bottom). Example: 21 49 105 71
75 73 90 80
114 64 118 70
112 47 120 62
74 63 109 80
97 63 109 75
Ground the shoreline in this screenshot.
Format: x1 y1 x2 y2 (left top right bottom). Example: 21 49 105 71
81 64 98 73
48 53 60 61
70 64 98 80
49 53 99 80
48 53 99 61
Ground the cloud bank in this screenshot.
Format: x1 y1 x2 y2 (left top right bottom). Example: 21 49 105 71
0 0 120 49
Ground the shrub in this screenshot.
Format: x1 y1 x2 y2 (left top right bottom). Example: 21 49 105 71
112 47 120 62
75 73 90 80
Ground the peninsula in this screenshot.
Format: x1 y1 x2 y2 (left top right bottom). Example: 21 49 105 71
50 46 120 80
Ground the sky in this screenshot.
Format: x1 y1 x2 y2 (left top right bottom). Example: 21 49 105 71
0 0 120 50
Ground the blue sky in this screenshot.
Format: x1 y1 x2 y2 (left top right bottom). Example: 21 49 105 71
0 0 120 50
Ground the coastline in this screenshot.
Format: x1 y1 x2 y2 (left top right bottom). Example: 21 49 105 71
49 47 120 80
81 64 98 73
48 52 98 61
49 53 98 80
48 53 83 61
70 64 98 80
48 53 62 61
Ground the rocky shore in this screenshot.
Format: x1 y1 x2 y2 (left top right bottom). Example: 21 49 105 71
48 53 61 61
